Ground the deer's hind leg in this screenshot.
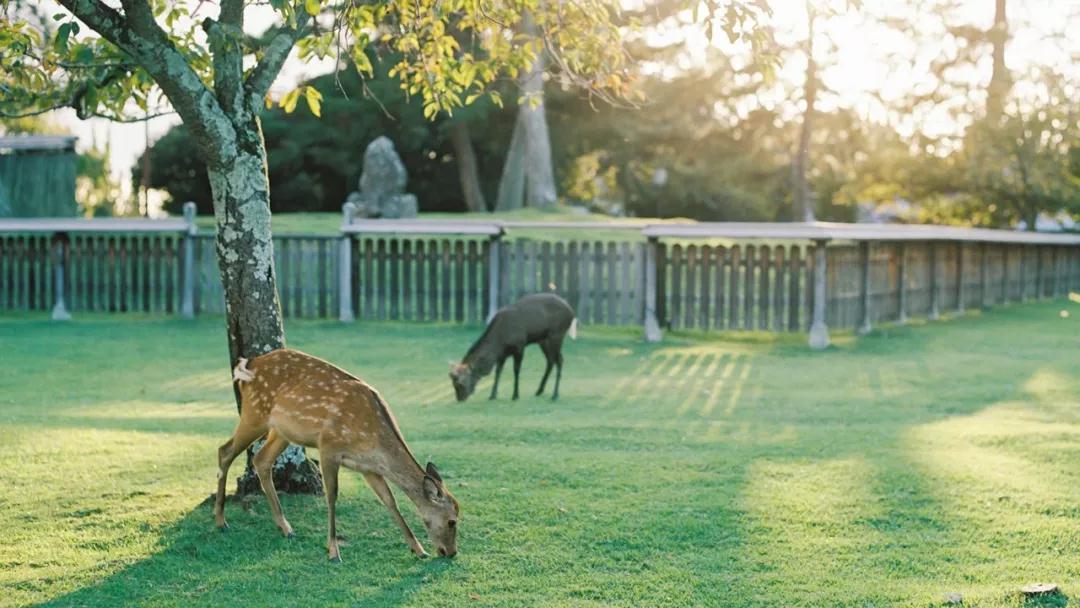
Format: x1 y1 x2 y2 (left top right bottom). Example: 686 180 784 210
535 341 556 396
214 419 267 530
319 451 342 563
252 428 294 538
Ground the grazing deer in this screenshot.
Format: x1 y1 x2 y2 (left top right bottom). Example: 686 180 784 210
450 292 576 402
214 349 459 562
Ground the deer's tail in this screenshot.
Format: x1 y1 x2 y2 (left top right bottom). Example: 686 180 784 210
233 358 255 383
568 318 578 340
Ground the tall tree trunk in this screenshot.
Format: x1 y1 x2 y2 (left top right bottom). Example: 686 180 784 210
496 112 527 210
793 2 817 223
207 116 323 495
496 11 557 210
986 0 1009 123
449 120 488 212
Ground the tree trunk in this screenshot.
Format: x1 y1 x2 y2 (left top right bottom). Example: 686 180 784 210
496 11 557 210
986 0 1009 123
496 112 527 211
449 120 488 212
793 3 817 223
207 116 322 495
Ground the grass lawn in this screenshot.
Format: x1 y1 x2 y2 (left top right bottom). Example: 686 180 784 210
1 300 1078 607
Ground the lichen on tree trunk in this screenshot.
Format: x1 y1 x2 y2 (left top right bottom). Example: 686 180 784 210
207 117 322 496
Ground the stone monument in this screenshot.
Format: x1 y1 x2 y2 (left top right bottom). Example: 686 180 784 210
343 136 418 219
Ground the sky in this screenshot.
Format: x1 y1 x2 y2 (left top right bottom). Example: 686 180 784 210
33 0 1080 208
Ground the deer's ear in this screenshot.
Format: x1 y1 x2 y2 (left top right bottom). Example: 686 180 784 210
425 462 442 482
423 475 444 502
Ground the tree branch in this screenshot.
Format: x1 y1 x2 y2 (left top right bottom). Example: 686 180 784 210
244 16 308 108
58 0 237 166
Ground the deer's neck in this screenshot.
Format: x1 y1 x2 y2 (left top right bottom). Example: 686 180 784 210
463 342 499 379
385 463 428 505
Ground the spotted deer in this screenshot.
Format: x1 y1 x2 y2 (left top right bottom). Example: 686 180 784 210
214 349 459 562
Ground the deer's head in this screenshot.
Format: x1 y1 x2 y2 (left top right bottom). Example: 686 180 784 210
419 462 459 557
449 363 476 402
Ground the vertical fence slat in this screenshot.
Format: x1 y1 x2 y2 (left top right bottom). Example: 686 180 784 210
684 245 697 329
772 246 785 332
441 239 452 322
743 245 755 331
467 240 478 323
713 246 726 330
670 244 682 329
759 245 771 331
699 245 712 332
728 245 740 330
606 242 617 325
389 239 400 321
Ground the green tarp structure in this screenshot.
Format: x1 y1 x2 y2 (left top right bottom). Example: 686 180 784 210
0 135 78 218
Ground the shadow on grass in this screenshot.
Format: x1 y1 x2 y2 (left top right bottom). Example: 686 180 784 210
33 496 455 608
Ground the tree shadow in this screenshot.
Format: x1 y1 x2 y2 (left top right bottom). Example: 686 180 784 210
33 494 455 608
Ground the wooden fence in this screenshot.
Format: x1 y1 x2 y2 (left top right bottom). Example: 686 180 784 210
2 210 1079 349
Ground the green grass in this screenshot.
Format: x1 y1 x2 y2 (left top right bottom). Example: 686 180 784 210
1 300 1079 607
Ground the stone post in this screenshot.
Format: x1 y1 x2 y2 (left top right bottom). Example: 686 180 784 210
487 232 502 323
180 202 197 319
808 239 829 350
51 232 71 321
643 236 663 342
339 202 356 322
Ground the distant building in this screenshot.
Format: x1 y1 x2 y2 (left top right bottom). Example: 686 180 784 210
0 135 78 217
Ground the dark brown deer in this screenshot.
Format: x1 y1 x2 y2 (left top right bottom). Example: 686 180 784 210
450 293 576 402
214 349 459 562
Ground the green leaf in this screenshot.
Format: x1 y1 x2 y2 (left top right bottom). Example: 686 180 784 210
54 22 72 53
52 13 66 21
304 0 320 17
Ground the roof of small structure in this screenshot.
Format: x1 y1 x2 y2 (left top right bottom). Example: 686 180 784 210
0 135 78 152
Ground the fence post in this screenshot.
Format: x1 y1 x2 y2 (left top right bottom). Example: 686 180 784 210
180 202 197 319
897 243 908 324
928 241 940 320
643 236 663 342
857 240 872 335
50 232 72 321
808 239 829 350
486 231 502 323
338 202 356 322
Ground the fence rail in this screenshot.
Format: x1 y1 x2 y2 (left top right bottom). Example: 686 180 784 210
2 205 1079 349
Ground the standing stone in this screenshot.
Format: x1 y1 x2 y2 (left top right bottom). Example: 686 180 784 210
343 136 419 219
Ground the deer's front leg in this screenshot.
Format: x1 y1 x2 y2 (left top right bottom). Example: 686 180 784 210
511 351 523 400
363 472 428 558
489 357 506 400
